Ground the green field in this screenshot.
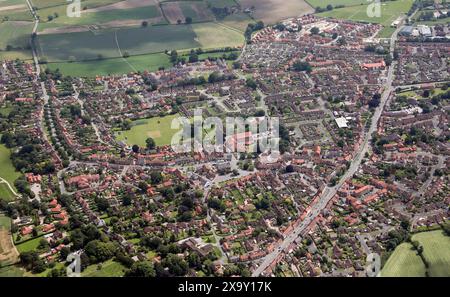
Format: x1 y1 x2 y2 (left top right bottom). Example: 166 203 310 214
82 259 126 277
37 5 162 27
44 52 172 76
16 237 43 253
381 243 426 277
37 25 199 62
413 230 450 277
381 230 450 277
0 0 33 21
306 0 368 9
192 22 244 48
0 144 21 192
0 215 11 230
0 183 15 202
0 21 33 50
317 0 414 37
0 265 24 276
116 114 182 147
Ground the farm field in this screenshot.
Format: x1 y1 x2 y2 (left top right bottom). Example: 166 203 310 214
116 114 182 147
239 0 314 24
381 242 426 277
317 0 414 37
37 4 164 28
413 230 450 277
36 22 243 62
162 0 214 24
44 52 171 76
0 144 21 192
381 229 450 277
0 21 33 50
0 0 33 21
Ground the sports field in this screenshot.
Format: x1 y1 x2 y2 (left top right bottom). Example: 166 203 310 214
381 229 450 277
116 114 182 147
44 52 172 76
0 144 21 193
317 0 414 37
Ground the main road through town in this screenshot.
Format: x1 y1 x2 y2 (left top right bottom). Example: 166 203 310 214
252 24 403 276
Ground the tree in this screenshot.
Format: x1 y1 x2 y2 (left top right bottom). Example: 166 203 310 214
246 77 257 90
368 93 381 108
84 240 116 263
145 137 156 150
125 261 156 277
122 51 130 58
326 4 333 10
292 61 312 73
141 21 148 27
185 17 193 24
310 27 320 35
132 144 140 153
286 165 294 173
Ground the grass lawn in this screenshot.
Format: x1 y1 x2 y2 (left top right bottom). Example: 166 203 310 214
15 237 43 253
0 183 16 202
317 0 414 37
82 259 126 277
0 21 33 51
381 243 426 277
115 113 182 147
44 53 172 77
413 230 450 277
0 144 21 192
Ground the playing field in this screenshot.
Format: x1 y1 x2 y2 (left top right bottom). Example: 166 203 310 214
317 0 414 37
116 114 182 147
413 230 450 277
45 52 172 77
0 144 21 192
381 243 426 277
381 229 450 277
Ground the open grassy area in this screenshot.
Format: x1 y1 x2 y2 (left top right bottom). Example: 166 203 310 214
306 0 367 8
15 237 43 253
0 265 24 276
381 243 426 277
192 22 244 49
317 0 414 37
381 229 450 277
44 52 172 77
116 114 182 147
0 143 21 192
0 183 15 202
81 259 126 277
413 230 450 277
0 0 33 21
0 21 33 50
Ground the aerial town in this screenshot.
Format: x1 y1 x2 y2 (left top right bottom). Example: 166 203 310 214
0 0 449 279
